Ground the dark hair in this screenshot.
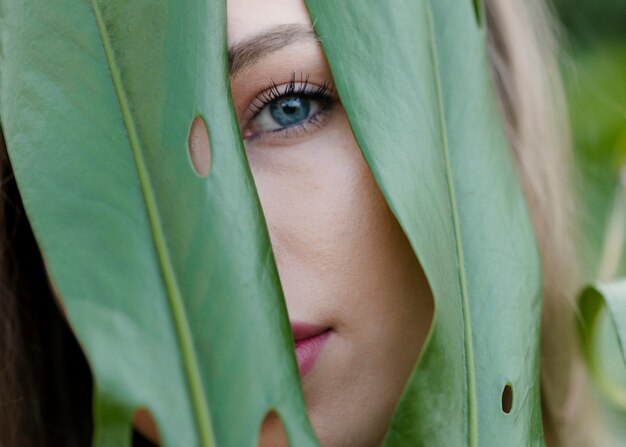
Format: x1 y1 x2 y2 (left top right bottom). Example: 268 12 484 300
0 127 161 447
0 128 93 446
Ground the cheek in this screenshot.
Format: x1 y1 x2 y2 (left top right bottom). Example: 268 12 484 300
245 110 430 328
244 112 385 297
247 110 433 445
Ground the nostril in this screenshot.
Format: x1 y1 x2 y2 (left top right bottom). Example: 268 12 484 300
187 115 211 177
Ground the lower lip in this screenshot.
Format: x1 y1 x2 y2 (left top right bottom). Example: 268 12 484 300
295 330 331 378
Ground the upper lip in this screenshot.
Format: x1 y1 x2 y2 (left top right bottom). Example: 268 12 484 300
290 320 330 341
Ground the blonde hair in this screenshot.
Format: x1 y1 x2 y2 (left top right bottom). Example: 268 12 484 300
485 0 601 445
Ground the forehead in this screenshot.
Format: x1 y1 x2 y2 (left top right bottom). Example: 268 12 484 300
227 0 312 43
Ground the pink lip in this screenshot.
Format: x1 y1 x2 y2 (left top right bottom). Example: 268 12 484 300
291 321 331 378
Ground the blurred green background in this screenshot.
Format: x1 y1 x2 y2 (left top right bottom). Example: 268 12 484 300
552 0 626 279
552 0 626 440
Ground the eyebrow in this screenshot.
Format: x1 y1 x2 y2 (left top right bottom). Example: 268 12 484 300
228 24 320 76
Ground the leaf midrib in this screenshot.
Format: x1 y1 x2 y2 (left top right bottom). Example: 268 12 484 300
425 4 479 446
91 2 215 445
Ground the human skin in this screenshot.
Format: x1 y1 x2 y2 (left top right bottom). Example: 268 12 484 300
52 0 434 445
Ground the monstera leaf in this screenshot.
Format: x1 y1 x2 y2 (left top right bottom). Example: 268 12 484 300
305 0 543 445
0 0 544 446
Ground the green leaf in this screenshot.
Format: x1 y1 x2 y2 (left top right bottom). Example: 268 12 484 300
304 0 544 445
0 0 317 445
578 281 626 409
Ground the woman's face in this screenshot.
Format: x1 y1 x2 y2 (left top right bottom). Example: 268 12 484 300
224 0 434 445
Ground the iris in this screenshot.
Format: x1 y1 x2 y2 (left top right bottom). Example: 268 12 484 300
270 96 311 127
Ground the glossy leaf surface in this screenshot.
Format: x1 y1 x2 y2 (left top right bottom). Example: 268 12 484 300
304 0 544 445
0 0 317 445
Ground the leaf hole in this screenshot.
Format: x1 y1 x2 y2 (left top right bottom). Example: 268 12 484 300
133 407 161 445
258 409 288 447
501 383 513 414
187 115 212 177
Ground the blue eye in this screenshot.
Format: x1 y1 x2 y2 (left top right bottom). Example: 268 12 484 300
248 93 325 136
243 76 335 140
270 96 311 127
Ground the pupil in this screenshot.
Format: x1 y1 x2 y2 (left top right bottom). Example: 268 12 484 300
270 96 310 127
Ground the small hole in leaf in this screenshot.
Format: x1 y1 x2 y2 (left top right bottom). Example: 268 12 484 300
501 384 513 414
133 407 161 444
188 115 212 177
258 409 288 447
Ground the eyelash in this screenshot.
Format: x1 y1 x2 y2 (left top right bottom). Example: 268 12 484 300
242 72 336 141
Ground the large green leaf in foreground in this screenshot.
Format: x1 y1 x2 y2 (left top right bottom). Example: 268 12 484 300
305 0 544 445
0 0 317 445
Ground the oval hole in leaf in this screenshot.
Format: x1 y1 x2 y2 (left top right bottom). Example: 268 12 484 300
133 407 161 444
501 383 513 414
257 409 289 447
187 115 212 177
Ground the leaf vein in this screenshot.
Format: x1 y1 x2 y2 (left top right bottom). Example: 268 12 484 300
425 4 478 446
90 2 215 445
